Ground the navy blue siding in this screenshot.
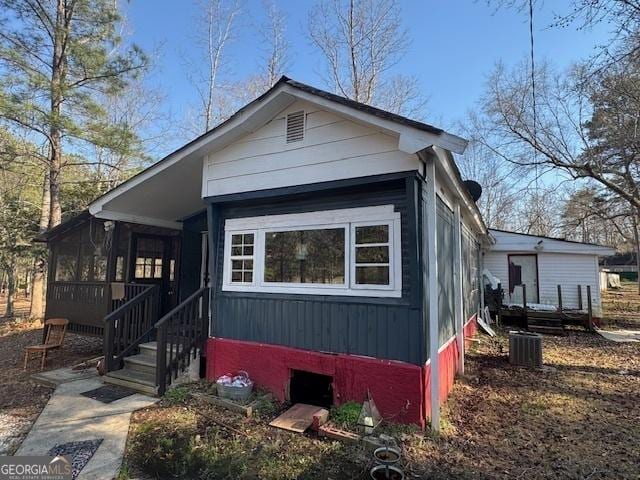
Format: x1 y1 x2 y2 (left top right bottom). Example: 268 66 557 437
436 197 456 347
462 226 481 322
207 174 424 364
419 179 430 364
180 211 207 300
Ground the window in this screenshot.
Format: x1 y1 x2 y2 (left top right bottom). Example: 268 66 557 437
79 244 107 282
134 237 164 280
352 224 390 286
53 221 109 283
55 243 78 282
115 256 125 282
222 206 401 297
264 228 345 284
135 257 162 279
229 233 254 284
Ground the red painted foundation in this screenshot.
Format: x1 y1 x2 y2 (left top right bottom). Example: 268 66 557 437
206 338 425 426
206 314 478 427
423 314 477 420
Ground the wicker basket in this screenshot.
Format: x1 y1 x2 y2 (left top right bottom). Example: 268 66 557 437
216 371 254 402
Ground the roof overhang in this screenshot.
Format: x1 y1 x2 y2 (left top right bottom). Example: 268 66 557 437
88 77 469 228
421 146 488 236
488 229 616 256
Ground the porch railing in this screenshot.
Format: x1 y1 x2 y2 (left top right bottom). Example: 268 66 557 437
155 287 209 395
111 283 154 311
103 284 160 373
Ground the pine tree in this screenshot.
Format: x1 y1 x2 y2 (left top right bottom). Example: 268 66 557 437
0 0 147 318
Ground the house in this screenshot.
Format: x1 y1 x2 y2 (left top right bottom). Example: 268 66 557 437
36 76 489 429
484 229 615 317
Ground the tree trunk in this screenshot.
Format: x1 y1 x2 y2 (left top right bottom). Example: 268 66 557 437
49 138 62 228
30 172 51 320
633 211 640 295
24 269 30 298
48 0 67 229
5 262 15 318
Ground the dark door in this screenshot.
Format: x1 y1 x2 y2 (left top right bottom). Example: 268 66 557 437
130 234 180 314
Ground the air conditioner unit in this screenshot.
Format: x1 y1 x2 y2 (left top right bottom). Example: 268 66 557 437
509 331 543 368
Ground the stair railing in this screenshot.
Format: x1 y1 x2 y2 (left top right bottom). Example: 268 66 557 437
103 284 160 373
155 287 210 395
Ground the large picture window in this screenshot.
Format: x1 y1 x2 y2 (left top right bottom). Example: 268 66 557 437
222 206 401 297
265 228 345 284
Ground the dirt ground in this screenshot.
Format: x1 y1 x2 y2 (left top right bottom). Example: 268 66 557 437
0 294 102 454
124 282 640 480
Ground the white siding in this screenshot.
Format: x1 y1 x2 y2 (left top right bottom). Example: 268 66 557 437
203 100 421 197
538 252 601 314
483 251 603 315
484 251 509 289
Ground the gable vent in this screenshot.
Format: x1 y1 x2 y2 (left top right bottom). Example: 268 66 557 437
286 110 305 143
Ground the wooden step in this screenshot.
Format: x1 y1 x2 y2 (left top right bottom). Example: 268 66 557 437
528 325 565 336
123 354 157 376
528 318 563 327
139 341 181 357
104 368 158 396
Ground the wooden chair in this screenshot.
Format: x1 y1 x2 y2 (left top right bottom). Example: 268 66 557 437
23 318 69 371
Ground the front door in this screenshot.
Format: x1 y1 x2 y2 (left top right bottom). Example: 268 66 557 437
508 254 539 304
130 235 180 314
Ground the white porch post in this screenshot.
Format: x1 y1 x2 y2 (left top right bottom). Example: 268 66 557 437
453 204 465 375
424 156 440 431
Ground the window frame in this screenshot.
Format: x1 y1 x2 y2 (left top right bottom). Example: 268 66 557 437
222 206 402 298
226 230 256 285
260 223 349 291
350 220 398 291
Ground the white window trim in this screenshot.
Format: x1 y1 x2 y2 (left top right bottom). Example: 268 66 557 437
222 206 402 298
350 220 400 291
223 230 256 286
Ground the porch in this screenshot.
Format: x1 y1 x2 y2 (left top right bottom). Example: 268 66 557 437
40 212 211 395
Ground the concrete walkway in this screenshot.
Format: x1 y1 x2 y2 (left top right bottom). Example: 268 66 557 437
15 377 158 480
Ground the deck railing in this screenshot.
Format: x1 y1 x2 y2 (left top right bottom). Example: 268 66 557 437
111 283 154 310
155 287 209 395
103 284 160 372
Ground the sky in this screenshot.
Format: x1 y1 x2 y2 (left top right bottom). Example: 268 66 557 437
122 0 612 154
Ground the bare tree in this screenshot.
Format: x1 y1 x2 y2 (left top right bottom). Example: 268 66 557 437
307 0 426 115
457 140 522 230
260 0 290 88
186 0 243 134
488 1 640 74
560 187 634 248
474 57 640 288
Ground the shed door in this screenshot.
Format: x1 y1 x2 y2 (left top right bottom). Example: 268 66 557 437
508 255 539 304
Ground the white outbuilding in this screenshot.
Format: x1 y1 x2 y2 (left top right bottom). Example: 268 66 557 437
484 229 615 317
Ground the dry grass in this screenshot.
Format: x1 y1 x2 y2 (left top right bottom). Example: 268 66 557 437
426 329 640 479
124 284 640 479
601 281 640 328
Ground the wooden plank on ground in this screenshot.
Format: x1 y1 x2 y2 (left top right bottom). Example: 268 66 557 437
269 403 324 433
192 392 257 417
318 424 361 443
